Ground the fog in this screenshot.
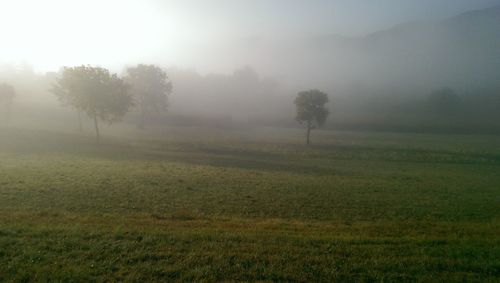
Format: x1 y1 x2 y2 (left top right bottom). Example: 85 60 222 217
0 0 499 134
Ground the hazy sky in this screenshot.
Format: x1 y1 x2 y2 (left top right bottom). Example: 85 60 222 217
0 0 498 72
159 0 500 36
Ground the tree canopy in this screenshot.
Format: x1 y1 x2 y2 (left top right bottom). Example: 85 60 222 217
294 89 329 145
428 87 461 114
0 83 16 126
51 66 133 142
0 83 15 106
125 64 172 128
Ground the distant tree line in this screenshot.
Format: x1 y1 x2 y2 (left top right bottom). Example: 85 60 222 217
1 63 500 140
48 63 329 145
0 83 16 127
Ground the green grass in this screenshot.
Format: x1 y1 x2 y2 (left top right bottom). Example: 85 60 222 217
0 127 499 282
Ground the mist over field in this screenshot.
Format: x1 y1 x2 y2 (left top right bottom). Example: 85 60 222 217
0 1 499 134
1 1 500 281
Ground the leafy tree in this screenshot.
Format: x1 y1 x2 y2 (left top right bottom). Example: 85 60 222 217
125 64 172 128
294 89 329 145
51 66 132 143
0 83 15 126
428 88 461 114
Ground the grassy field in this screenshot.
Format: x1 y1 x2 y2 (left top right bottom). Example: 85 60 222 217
0 126 499 282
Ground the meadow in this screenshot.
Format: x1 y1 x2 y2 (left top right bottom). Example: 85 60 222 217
0 126 499 282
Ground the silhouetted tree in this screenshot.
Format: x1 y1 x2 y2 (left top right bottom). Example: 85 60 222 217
294 89 329 145
0 83 15 126
428 88 461 115
125 64 172 128
51 66 132 143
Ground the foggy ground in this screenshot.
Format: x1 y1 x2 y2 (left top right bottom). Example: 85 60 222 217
0 1 499 282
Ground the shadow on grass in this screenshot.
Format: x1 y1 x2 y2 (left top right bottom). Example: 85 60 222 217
2 128 500 176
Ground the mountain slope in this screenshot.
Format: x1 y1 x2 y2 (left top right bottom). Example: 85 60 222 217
219 5 500 90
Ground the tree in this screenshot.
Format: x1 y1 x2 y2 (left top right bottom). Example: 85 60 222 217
428 88 461 115
51 66 133 143
0 83 15 126
294 89 329 145
125 64 172 128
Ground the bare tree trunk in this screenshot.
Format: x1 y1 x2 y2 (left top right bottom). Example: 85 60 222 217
93 113 100 144
306 120 311 146
77 111 83 132
138 95 145 129
138 110 145 129
5 105 11 128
